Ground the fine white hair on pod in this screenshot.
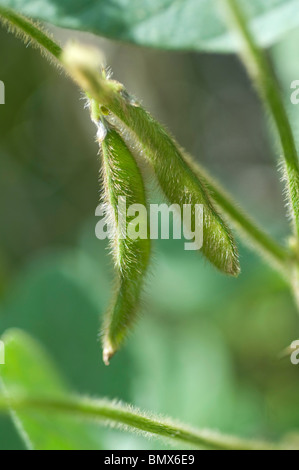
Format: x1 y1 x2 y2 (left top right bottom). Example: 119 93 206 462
96 120 108 143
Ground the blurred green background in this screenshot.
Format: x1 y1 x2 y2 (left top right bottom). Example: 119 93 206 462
0 22 299 450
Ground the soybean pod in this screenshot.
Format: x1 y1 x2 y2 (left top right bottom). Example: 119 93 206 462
98 125 151 365
62 44 240 277
106 94 240 276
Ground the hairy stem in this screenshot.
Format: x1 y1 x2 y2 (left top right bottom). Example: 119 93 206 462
62 43 292 277
0 394 281 450
196 164 291 274
0 9 293 276
0 6 62 62
223 0 299 240
118 113 290 276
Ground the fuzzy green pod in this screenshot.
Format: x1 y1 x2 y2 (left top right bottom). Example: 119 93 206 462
105 97 240 276
62 44 239 276
98 126 151 364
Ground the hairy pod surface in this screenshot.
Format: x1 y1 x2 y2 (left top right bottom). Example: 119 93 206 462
99 126 151 364
104 92 240 276
62 45 239 275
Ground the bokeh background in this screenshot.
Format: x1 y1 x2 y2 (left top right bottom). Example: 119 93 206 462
0 22 299 449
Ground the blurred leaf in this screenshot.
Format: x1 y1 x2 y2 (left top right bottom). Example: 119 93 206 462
0 333 278 452
1 0 299 52
0 247 135 400
132 311 264 437
0 244 155 450
0 329 102 449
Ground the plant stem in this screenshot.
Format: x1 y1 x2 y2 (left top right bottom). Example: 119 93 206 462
0 9 293 276
62 46 291 276
222 0 299 240
197 164 291 274
0 6 62 62
0 394 280 450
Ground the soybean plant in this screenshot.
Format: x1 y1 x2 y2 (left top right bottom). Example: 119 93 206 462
61 43 242 360
1 3 299 366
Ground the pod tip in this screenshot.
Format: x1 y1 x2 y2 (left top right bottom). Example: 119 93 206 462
103 343 115 366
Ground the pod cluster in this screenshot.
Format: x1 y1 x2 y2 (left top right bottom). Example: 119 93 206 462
81 57 241 364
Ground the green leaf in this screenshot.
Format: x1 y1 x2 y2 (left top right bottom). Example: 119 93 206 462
0 329 102 450
0 0 299 51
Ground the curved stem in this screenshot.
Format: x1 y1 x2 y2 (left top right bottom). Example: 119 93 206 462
62 47 291 276
222 0 299 240
0 6 62 62
0 394 280 450
197 164 291 274
0 8 293 276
